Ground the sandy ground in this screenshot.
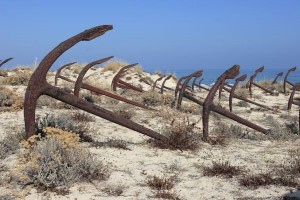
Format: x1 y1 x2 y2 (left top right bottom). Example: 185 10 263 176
0 66 299 199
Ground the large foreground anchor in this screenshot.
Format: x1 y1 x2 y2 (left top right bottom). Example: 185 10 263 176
176 65 270 140
284 66 297 94
0 57 13 68
24 25 168 145
54 60 152 110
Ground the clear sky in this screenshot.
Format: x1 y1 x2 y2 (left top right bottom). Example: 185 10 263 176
1 0 300 72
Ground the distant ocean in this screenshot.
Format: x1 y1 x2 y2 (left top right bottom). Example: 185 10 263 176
151 67 300 86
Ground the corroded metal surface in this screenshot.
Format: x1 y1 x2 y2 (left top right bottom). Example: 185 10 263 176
152 75 164 91
160 74 173 94
111 64 144 93
246 66 274 96
24 25 167 144
272 72 283 84
202 65 240 139
228 74 272 112
54 60 153 110
0 57 13 67
176 70 203 109
193 78 210 91
287 83 300 134
229 74 247 112
176 66 269 140
54 62 77 86
287 83 300 110
73 56 113 96
284 66 297 94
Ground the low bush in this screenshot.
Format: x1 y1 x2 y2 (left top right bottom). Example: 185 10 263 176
0 87 23 112
35 113 90 139
240 172 297 188
265 115 299 140
146 174 181 199
141 91 162 106
236 101 250 107
151 117 201 150
71 112 95 122
0 130 25 159
103 184 126 196
212 121 249 140
92 139 130 150
16 127 109 190
1 71 31 86
202 160 242 178
115 107 135 119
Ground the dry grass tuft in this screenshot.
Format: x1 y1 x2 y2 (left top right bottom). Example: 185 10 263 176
202 160 242 178
103 184 126 196
180 103 202 115
151 117 201 150
240 172 297 188
102 61 128 73
71 112 95 122
146 174 181 200
257 80 283 93
235 87 250 99
146 175 175 190
212 121 249 140
114 107 136 120
236 100 250 107
1 71 31 85
240 148 300 188
141 91 163 106
265 115 299 140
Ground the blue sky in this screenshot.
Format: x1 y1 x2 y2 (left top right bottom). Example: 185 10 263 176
1 0 300 73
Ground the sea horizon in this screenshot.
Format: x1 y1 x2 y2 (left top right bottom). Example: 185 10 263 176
148 66 299 85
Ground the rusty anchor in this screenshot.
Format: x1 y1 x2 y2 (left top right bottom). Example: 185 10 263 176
192 77 210 92
54 59 153 110
287 83 300 110
192 77 203 91
152 75 165 91
246 66 274 96
0 57 13 68
287 83 300 134
111 65 144 93
175 65 270 140
218 81 234 100
175 70 203 109
284 66 297 94
160 74 175 94
24 25 168 145
228 74 272 112
272 72 283 84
